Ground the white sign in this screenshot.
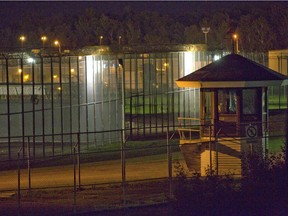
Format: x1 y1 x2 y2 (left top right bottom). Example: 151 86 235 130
245 125 258 138
0 85 45 95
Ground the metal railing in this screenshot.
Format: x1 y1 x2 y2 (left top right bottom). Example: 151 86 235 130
178 117 201 141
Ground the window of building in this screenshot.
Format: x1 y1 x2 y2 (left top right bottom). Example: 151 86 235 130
218 89 237 114
242 89 257 114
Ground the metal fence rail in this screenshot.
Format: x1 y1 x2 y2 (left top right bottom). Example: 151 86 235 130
0 129 181 215
0 117 287 215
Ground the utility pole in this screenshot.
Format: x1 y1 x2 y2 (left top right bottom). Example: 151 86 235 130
201 27 210 44
233 34 239 54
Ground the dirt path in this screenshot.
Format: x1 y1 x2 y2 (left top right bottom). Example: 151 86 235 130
0 154 180 191
0 179 173 216
0 154 182 215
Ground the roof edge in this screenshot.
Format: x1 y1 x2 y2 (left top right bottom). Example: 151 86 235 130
176 80 286 89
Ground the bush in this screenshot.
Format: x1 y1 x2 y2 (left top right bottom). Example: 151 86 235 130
241 150 288 214
173 160 238 215
173 150 288 216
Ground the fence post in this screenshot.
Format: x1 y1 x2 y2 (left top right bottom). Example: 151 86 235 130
73 145 77 213
209 125 212 175
215 133 219 176
167 130 173 200
121 129 126 207
285 85 288 171
27 137 31 191
17 148 22 215
215 128 221 176
77 133 81 189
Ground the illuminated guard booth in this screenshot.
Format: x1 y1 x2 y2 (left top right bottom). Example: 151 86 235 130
176 54 288 176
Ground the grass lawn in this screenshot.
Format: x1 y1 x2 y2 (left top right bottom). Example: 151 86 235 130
268 136 286 153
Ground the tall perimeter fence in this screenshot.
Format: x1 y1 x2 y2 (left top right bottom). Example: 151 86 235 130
0 128 180 215
0 110 287 216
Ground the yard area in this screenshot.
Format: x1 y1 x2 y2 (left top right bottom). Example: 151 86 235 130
0 180 173 216
0 149 183 215
0 109 286 215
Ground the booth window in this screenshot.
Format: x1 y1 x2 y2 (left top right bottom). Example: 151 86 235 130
242 89 257 114
218 89 237 114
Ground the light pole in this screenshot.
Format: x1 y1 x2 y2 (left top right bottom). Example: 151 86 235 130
233 34 239 54
118 36 122 49
99 36 103 46
201 27 210 44
54 40 61 54
19 35 25 49
41 36 47 48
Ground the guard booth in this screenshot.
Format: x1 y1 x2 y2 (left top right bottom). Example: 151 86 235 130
176 54 288 176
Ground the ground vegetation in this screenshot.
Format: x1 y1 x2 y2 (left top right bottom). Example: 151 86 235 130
173 149 288 216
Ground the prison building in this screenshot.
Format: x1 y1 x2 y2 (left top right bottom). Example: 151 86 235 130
0 44 208 159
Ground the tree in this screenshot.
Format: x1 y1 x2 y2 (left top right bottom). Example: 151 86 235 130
96 14 120 45
50 14 77 48
169 22 185 44
184 25 203 44
124 20 141 45
238 15 275 52
140 11 170 45
269 3 288 49
75 8 100 47
0 2 287 51
204 12 231 51
120 6 141 45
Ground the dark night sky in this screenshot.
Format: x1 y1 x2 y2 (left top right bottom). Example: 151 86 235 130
0 0 283 30
0 1 210 16
0 1 271 19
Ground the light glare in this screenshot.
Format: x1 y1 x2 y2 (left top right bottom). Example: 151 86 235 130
214 55 221 61
27 58 34 63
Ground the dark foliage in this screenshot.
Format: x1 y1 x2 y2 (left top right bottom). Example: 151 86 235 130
0 2 287 51
173 150 288 216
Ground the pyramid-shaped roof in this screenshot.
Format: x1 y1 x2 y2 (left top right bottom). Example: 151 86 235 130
176 54 288 88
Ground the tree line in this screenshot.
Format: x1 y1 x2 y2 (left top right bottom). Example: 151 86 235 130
0 2 287 52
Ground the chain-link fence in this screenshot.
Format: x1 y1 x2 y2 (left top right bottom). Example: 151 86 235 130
0 129 182 215
0 112 287 215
